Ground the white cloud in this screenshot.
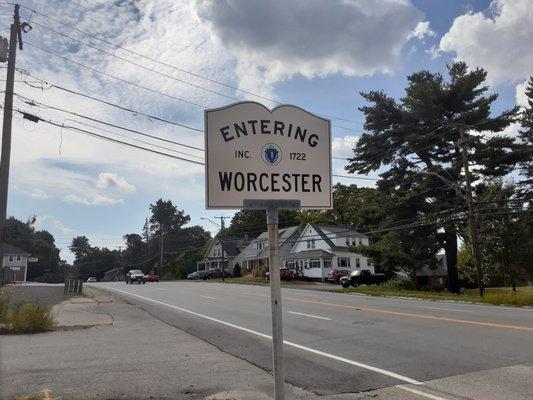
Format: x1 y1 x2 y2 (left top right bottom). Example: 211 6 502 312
31 189 49 199
425 45 441 60
34 215 75 235
332 136 360 159
439 0 533 85
408 21 436 40
516 81 529 107
63 194 124 206
194 0 423 98
96 172 136 194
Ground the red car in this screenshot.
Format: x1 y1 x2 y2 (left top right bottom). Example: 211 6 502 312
144 274 160 282
327 269 350 284
265 268 294 281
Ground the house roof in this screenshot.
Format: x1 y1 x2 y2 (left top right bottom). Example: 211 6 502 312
310 224 367 251
286 249 334 260
2 243 31 256
233 226 300 262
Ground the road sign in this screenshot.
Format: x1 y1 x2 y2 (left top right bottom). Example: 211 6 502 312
28 257 38 262
205 101 332 209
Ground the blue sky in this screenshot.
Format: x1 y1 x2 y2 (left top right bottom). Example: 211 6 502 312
1 0 530 262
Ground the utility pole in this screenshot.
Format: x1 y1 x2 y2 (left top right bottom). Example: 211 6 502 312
0 5 27 285
214 215 230 281
459 127 484 297
160 229 164 278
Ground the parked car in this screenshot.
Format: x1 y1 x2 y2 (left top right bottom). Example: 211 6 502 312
198 270 213 280
87 277 97 282
265 267 294 281
187 271 200 280
144 274 159 282
340 269 388 288
126 270 146 284
327 269 350 284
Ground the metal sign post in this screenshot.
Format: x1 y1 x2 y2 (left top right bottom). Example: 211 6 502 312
244 199 299 400
204 102 331 400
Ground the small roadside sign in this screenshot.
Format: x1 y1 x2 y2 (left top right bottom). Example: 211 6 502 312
205 101 331 209
28 257 38 262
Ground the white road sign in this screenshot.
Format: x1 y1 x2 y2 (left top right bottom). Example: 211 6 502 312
205 102 332 209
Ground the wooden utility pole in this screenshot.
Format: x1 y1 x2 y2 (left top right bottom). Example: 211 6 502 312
0 5 26 284
459 127 484 297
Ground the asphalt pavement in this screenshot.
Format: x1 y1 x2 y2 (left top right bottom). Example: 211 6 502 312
89 281 533 399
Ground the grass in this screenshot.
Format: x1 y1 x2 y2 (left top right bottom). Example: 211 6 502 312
338 283 533 307
0 297 55 334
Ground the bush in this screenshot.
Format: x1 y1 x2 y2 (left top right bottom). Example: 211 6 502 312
233 264 242 278
10 303 55 333
380 279 416 291
0 298 9 323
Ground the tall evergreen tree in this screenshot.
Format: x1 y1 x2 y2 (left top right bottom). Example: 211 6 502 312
346 62 518 293
518 76 533 194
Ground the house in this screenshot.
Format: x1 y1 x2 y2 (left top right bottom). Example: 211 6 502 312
1 243 31 283
415 254 448 289
231 226 300 277
286 224 373 281
197 234 249 274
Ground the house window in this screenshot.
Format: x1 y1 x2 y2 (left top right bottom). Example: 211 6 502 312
352 238 356 246
16 255 21 261
337 257 351 267
310 259 320 268
323 260 332 269
307 239 315 249
8 255 13 262
356 258 361 268
345 237 350 246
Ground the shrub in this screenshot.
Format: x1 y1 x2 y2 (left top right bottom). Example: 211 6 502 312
0 298 9 323
233 264 242 278
10 303 55 333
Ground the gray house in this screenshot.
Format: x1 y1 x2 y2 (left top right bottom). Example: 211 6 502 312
1 243 31 283
197 234 249 274
231 226 300 277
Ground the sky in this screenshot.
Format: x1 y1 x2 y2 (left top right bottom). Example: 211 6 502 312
0 0 531 262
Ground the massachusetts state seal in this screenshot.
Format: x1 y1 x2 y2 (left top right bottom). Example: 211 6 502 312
261 143 282 166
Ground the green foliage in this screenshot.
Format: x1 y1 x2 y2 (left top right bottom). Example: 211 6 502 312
226 209 300 238
9 303 55 333
149 198 191 234
517 76 533 193
345 62 519 293
233 263 242 278
0 298 9 323
5 216 64 281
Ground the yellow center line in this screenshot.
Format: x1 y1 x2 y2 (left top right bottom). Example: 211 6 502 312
202 286 533 333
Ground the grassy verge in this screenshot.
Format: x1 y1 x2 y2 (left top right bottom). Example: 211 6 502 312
0 297 55 334
338 284 533 307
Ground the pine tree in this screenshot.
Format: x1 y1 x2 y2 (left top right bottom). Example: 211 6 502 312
518 76 533 193
346 62 518 293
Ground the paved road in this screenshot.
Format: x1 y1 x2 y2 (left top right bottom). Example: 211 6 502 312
91 281 533 398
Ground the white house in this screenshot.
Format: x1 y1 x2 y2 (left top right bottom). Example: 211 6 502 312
286 224 373 281
231 226 300 276
2 243 31 283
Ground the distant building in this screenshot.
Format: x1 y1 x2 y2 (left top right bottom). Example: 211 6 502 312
1 243 31 283
197 234 249 274
415 254 448 289
286 223 373 281
231 226 300 277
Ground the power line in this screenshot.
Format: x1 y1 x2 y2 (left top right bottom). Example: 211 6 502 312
10 107 204 165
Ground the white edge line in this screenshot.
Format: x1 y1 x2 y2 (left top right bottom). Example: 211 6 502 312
288 311 332 321
397 385 449 400
105 286 420 385
200 295 216 300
